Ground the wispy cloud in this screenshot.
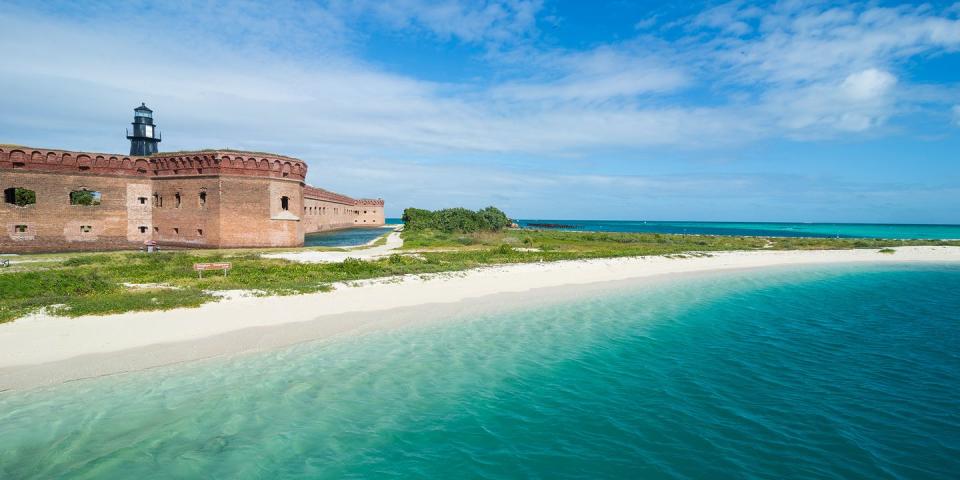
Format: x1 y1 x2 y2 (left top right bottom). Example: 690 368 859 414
492 46 688 102
702 2 960 85
336 0 543 45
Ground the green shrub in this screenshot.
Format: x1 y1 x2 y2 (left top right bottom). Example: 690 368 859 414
335 257 383 276
69 190 101 206
7 187 36 206
401 206 511 233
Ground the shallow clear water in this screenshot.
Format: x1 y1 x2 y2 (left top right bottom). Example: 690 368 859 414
510 219 960 239
303 227 393 247
2 264 959 479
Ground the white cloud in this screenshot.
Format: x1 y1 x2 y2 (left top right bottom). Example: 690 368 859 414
840 69 897 101
763 68 898 134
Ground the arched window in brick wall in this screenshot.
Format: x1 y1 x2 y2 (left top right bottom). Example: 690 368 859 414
281 196 290 211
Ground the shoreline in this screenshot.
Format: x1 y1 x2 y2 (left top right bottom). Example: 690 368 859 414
2 246 959 392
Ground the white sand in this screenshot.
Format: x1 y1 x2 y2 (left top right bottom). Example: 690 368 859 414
1 246 958 390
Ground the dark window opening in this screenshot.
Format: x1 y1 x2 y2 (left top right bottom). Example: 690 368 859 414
139 226 148 233
4 187 36 206
138 197 147 205
199 191 207 207
12 162 25 168
14 224 28 233
281 196 289 211
80 225 92 233
78 166 90 171
197 229 203 236
69 190 101 206
175 192 181 208
173 227 179 235
154 227 159 233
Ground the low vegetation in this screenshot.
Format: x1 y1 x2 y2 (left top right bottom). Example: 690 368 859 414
401 228 959 253
2 208 957 323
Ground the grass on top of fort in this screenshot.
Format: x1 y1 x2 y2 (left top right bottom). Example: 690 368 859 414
2 228 959 323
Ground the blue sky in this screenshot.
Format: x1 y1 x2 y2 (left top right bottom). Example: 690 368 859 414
1 0 959 223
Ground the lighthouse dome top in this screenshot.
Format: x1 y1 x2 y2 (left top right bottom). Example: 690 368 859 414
134 103 153 117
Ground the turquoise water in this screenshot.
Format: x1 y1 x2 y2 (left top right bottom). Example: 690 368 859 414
304 226 393 247
2 264 960 479
510 219 960 239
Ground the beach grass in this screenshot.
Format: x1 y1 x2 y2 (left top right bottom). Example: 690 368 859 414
401 228 958 253
1 229 958 322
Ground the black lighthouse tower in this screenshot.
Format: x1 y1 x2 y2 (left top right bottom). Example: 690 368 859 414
126 103 161 155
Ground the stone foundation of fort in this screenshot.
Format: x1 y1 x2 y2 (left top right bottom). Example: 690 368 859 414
0 146 384 253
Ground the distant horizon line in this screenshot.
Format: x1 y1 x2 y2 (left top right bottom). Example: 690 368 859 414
383 217 960 227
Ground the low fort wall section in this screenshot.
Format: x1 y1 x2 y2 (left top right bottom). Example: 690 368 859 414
303 186 385 232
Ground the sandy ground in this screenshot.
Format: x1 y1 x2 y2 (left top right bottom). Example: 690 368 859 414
1 245 958 391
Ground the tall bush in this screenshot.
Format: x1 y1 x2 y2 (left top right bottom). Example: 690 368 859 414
402 206 512 233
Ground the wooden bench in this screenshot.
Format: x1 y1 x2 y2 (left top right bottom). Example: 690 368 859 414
193 262 231 278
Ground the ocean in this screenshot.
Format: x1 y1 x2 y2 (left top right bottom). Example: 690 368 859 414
303 226 394 247
511 219 960 239
2 264 959 479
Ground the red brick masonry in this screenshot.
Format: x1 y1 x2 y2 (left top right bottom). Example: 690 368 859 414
0 146 385 253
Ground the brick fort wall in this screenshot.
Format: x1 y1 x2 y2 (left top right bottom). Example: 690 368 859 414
1 146 385 253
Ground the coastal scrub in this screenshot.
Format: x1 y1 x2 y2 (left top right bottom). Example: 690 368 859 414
1 229 958 322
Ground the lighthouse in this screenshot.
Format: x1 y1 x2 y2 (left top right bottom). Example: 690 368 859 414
126 103 161 156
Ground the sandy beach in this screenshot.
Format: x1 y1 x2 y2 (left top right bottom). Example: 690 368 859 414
2 245 958 391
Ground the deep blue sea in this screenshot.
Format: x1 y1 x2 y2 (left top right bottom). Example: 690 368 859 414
2 264 959 479
511 219 960 239
304 226 394 247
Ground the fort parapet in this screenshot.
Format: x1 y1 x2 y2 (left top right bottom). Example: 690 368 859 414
1 146 385 253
